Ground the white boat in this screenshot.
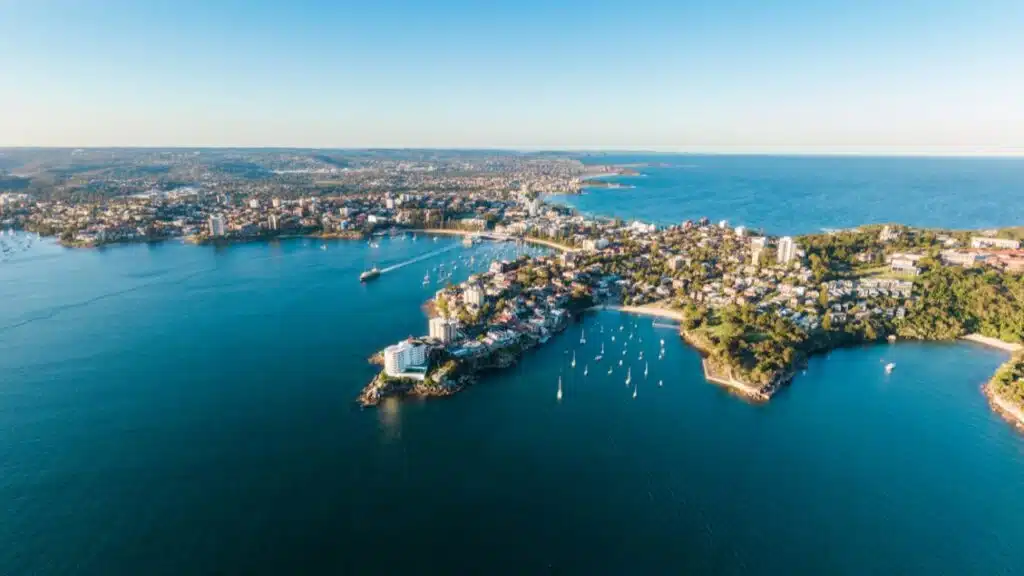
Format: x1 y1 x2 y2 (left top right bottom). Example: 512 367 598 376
557 376 563 401
601 343 605 354
583 365 588 376
618 359 623 366
658 380 663 387
660 339 665 347
580 327 586 345
632 382 638 399
571 351 576 368
611 336 615 342
639 351 644 360
608 366 613 375
885 362 896 374
625 367 631 386
644 361 648 378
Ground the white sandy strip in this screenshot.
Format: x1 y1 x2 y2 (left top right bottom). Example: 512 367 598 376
962 334 1023 353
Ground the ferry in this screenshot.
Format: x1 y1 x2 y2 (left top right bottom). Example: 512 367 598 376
359 267 381 282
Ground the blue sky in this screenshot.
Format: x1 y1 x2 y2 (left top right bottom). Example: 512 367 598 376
1 0 1022 152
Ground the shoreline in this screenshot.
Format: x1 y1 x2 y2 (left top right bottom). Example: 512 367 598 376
961 333 1023 352
984 382 1024 432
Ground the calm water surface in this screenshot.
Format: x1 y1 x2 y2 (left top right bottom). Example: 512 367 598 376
1 224 1023 573
552 155 1024 234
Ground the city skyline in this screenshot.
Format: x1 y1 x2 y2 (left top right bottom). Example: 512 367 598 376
2 0 1022 153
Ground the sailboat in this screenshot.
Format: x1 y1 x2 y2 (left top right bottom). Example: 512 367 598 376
571 351 576 368
644 361 649 378
557 376 563 401
580 327 586 345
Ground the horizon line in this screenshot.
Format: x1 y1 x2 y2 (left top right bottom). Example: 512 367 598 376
2 145 1023 159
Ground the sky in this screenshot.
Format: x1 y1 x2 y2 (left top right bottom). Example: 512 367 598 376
1 0 1022 153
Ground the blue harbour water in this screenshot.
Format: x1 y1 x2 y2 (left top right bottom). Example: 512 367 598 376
2 156 1024 574
554 155 1024 234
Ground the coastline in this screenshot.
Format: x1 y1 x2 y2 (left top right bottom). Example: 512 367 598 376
984 382 1024 432
961 333 1023 352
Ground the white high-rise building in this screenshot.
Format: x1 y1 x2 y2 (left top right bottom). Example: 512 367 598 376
750 236 767 264
777 236 797 264
429 317 458 344
464 285 485 307
268 214 280 231
734 226 747 237
527 197 541 217
383 340 427 377
208 214 226 237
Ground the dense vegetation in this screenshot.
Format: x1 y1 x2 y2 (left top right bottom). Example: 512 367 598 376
899 261 1024 343
990 353 1024 407
681 303 807 385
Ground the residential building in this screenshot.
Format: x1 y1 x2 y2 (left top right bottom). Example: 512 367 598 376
429 317 458 344
880 226 902 243
889 256 921 276
464 284 486 307
777 236 797 264
940 250 985 267
383 340 427 377
248 198 260 209
267 214 280 231
971 236 1020 250
208 214 226 237
750 236 767 264
734 225 747 237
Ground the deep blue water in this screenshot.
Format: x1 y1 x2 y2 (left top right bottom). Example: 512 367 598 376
1 229 1023 574
550 155 1024 235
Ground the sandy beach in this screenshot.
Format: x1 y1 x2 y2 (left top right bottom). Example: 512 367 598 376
961 334 1023 352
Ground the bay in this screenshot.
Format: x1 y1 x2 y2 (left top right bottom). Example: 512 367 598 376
1 162 1024 573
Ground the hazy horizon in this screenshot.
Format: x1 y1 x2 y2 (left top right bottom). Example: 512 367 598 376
2 0 1022 152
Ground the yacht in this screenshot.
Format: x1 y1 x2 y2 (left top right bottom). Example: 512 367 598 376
625 367 631 386
583 365 588 376
556 376 563 401
885 362 896 374
359 267 381 282
571 351 576 368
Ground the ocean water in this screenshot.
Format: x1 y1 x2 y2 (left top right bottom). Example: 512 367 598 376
550 155 1024 234
1 230 1023 574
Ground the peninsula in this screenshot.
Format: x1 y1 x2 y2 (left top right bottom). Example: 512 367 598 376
2 149 1022 431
